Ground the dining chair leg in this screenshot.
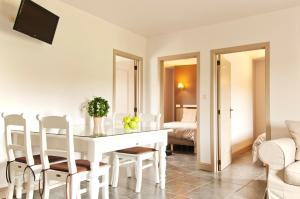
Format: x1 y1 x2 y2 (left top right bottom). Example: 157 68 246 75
102 173 109 199
126 165 132 178
70 176 78 199
154 151 160 184
76 180 81 199
109 153 114 186
6 170 15 199
112 154 120 187
42 173 50 199
25 172 35 199
15 175 23 199
135 157 143 193
131 166 136 179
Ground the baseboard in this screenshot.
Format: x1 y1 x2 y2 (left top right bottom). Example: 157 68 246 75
232 144 252 160
198 162 213 172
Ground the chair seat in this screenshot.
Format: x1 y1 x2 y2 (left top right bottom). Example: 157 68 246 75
116 147 156 155
50 159 107 173
15 154 66 165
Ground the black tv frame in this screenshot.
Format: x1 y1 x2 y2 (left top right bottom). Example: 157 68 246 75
13 0 60 44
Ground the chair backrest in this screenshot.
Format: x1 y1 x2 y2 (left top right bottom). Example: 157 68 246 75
102 115 113 132
113 113 133 129
37 115 76 174
139 113 161 129
2 113 34 166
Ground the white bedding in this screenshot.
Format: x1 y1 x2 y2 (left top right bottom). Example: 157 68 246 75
163 122 197 129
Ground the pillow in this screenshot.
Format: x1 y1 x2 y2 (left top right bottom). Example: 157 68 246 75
286 120 300 161
181 108 197 122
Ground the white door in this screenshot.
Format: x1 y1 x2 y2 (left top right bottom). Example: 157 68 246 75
115 58 135 113
217 56 232 171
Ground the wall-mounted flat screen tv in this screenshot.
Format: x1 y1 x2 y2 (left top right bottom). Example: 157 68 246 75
13 0 60 44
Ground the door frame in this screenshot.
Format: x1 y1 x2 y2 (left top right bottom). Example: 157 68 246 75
113 49 143 114
210 42 271 172
158 52 207 170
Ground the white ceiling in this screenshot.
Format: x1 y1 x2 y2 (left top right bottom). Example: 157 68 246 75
60 0 300 37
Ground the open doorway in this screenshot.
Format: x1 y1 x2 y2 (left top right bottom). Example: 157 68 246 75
211 43 270 172
158 52 201 165
113 49 143 115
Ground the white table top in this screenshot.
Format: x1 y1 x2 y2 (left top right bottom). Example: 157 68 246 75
12 126 171 138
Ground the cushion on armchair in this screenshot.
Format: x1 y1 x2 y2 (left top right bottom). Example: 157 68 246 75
284 161 300 186
258 138 296 170
286 121 300 161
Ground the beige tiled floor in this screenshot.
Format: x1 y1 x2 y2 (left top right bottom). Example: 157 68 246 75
24 151 266 199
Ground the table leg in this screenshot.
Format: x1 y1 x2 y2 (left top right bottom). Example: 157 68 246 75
89 161 100 199
102 171 109 199
159 145 166 189
87 141 102 199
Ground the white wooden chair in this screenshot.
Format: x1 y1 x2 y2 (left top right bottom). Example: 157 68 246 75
111 113 161 192
2 113 65 199
38 115 110 199
139 113 161 130
101 114 114 133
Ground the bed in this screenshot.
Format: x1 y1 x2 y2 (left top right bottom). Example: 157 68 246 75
163 105 197 152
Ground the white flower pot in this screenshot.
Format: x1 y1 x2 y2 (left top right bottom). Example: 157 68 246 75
93 117 103 136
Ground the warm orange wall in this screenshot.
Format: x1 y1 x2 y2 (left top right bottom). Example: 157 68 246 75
174 65 197 106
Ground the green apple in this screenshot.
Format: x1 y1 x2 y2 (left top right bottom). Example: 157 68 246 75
132 116 140 122
124 124 131 130
129 121 137 129
123 116 131 124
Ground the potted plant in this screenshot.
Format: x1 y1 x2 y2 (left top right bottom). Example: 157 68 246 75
87 97 110 135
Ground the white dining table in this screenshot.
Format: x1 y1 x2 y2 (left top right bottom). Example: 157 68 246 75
14 126 169 199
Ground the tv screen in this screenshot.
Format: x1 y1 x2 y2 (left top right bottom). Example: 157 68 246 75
13 0 59 44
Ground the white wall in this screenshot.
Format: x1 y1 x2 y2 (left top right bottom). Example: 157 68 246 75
0 0 146 187
146 6 300 164
254 59 266 138
223 53 253 154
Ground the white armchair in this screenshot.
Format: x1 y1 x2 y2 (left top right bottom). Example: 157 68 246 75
259 138 300 199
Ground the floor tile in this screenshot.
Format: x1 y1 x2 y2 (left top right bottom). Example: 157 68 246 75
20 151 266 199
184 181 243 199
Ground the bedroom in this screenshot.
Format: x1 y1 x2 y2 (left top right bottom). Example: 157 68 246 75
160 54 199 157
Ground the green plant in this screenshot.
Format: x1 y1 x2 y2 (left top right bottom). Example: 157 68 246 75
87 97 110 117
